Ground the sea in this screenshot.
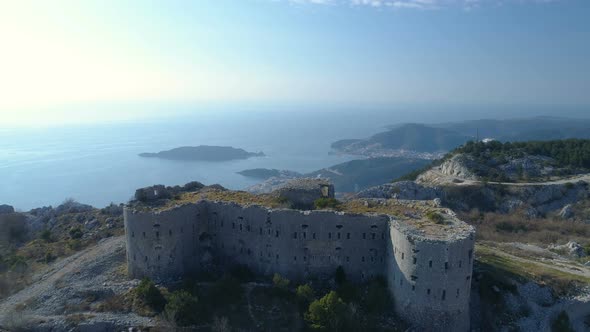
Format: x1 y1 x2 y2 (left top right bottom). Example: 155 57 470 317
1 106 587 211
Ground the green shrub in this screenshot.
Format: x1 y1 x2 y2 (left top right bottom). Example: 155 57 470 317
67 239 82 250
44 251 55 263
69 227 83 239
335 266 346 286
362 277 391 313
314 198 341 210
305 291 349 331
336 281 360 303
135 278 166 312
495 221 529 233
296 284 315 305
0 213 28 244
551 311 574 332
165 290 199 326
272 273 290 290
209 276 243 308
9 256 28 274
40 229 52 242
425 211 445 224
230 264 255 282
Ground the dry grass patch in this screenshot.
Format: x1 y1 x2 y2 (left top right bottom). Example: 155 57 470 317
96 293 131 313
156 190 289 211
461 209 590 245
65 313 94 325
476 244 590 296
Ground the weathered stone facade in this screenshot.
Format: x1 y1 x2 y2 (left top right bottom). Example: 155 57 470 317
124 196 475 331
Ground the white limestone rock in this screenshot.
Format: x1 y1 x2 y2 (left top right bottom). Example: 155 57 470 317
559 204 574 219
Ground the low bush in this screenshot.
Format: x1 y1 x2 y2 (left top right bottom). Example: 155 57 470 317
9 256 28 274
305 291 349 331
551 311 574 332
314 198 341 210
334 266 346 286
44 251 55 263
336 281 360 303
459 209 590 245
0 213 28 244
362 277 391 314
426 211 445 224
209 276 243 308
40 229 52 242
69 227 83 239
230 264 255 282
272 273 290 290
135 278 166 312
165 290 200 326
67 239 82 251
296 284 315 306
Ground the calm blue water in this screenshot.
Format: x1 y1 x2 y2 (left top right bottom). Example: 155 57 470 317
0 110 390 210
2 107 587 210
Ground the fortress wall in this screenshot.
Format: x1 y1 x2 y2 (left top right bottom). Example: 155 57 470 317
124 203 208 280
206 202 272 275
269 210 389 282
387 223 475 332
124 200 474 331
205 201 389 282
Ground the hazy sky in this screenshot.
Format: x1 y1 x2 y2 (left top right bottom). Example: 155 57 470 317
1 0 589 125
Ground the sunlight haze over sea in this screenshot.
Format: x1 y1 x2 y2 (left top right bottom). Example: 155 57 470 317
2 105 589 211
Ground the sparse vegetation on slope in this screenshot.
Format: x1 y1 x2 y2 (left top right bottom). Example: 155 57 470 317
456 139 590 170
476 244 590 296
0 200 124 300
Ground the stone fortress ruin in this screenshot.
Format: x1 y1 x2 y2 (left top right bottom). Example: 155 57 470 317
124 179 475 331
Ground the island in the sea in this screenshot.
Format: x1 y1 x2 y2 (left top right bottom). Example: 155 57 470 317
139 145 265 161
237 168 302 180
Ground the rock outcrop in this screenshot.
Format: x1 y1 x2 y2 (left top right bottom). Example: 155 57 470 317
437 154 480 180
548 241 587 258
558 204 575 219
358 179 590 217
134 181 206 202
355 181 443 200
0 204 15 214
245 176 294 194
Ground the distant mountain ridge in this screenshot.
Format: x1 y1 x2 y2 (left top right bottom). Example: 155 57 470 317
332 116 590 157
331 123 472 156
434 116 590 141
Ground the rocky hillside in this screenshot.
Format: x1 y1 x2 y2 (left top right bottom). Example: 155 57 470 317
2 179 590 331
0 200 124 300
424 139 590 183
331 123 470 157
332 117 590 160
